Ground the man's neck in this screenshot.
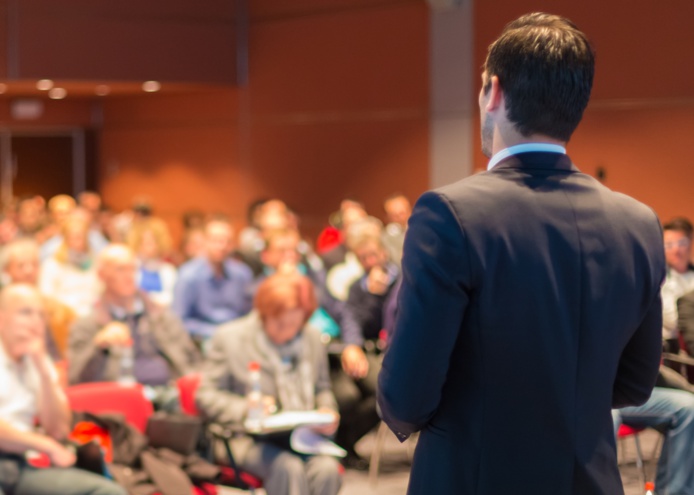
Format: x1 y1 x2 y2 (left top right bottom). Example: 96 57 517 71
207 258 225 278
490 130 566 157
104 293 136 312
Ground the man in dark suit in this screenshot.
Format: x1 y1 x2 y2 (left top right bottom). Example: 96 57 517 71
378 13 665 495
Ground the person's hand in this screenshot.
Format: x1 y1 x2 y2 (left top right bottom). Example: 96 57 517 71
341 345 369 379
262 396 278 415
311 408 340 436
45 439 76 468
366 266 390 295
93 322 131 349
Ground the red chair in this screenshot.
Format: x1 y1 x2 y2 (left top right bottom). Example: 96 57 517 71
176 374 263 493
66 381 216 495
66 382 153 433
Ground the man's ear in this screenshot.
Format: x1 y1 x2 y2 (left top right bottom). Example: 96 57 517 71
485 75 503 113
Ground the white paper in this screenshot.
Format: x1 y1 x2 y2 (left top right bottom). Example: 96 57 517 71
244 410 335 433
290 426 347 458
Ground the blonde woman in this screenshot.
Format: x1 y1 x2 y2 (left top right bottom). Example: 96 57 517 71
39 216 100 317
127 217 177 307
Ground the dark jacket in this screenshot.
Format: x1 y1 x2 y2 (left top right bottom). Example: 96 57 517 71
68 294 201 385
378 152 665 495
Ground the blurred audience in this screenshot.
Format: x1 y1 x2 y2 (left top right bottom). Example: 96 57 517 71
0 284 126 495
333 233 398 468
321 200 367 272
661 217 694 362
3 239 75 359
173 217 253 341
196 273 342 495
39 216 100 317
325 216 383 301
127 217 177 307
68 244 199 409
381 193 411 266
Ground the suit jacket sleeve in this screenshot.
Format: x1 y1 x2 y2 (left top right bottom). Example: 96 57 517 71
612 290 663 408
378 191 471 440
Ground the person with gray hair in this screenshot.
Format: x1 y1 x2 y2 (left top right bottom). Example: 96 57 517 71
68 244 199 409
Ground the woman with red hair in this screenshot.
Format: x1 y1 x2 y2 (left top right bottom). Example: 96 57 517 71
196 273 342 495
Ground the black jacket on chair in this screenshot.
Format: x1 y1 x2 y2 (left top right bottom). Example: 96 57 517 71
378 152 665 495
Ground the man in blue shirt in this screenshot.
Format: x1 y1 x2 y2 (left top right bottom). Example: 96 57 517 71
173 218 253 342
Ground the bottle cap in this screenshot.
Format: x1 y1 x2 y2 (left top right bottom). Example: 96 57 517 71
645 482 655 491
248 361 260 372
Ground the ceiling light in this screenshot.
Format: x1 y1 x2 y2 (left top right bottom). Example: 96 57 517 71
48 87 67 100
142 81 161 93
36 79 54 91
95 85 110 96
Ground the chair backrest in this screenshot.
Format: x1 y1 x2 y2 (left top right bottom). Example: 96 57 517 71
66 382 154 433
177 373 202 416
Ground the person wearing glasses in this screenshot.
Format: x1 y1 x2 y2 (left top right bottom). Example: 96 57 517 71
661 217 694 362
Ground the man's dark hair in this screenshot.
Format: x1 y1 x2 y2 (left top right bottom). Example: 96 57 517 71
484 12 595 141
663 217 694 238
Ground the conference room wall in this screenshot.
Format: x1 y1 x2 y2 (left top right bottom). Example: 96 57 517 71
473 0 694 223
99 1 429 242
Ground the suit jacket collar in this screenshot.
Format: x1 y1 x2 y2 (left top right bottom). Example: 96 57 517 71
492 152 578 172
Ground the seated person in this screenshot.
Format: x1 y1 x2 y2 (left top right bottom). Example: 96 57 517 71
173 217 253 341
39 215 100 318
127 217 177 307
325 216 383 302
333 233 399 467
68 244 200 409
381 193 412 267
257 228 343 339
3 239 75 360
613 366 694 495
661 217 694 363
0 284 125 495
196 273 342 495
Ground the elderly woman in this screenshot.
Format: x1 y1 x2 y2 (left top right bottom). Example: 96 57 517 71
196 273 342 495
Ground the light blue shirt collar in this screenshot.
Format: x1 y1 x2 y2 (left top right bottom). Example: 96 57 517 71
487 143 566 171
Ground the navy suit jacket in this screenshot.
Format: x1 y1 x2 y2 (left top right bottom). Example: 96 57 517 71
378 152 665 494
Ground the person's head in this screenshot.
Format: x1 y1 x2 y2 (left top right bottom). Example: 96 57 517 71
0 284 45 362
256 200 290 236
181 210 205 231
254 273 317 346
60 215 90 253
77 191 101 215
3 239 40 285
261 229 302 270
204 218 234 264
480 13 595 157
345 216 383 254
181 227 206 261
663 217 693 274
0 214 17 245
47 194 76 225
16 196 44 234
128 217 172 261
351 234 389 272
97 244 138 301
383 194 411 227
340 204 368 233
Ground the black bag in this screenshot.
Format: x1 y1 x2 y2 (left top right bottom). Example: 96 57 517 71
146 412 203 456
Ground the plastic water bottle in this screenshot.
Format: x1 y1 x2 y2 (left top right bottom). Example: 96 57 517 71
245 361 264 432
117 339 136 385
645 481 655 495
